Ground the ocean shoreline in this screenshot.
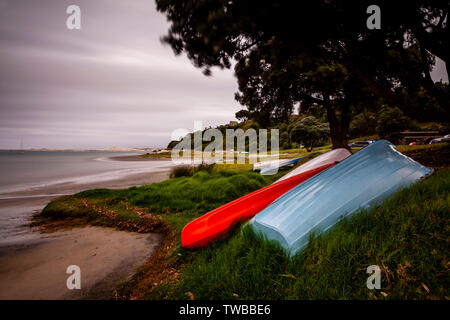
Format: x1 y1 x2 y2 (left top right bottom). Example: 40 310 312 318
108 154 172 161
0 169 172 201
0 157 173 300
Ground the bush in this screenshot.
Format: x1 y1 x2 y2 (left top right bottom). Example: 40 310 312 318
290 116 330 151
376 106 412 140
350 112 377 138
170 165 193 178
194 162 215 174
170 162 215 178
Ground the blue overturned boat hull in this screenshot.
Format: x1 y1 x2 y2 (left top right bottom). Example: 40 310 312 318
250 140 433 255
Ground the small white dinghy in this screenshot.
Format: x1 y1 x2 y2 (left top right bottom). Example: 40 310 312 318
276 148 352 182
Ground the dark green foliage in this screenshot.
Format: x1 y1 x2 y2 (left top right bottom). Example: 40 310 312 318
235 109 251 121
290 116 330 151
350 112 378 138
41 195 96 220
167 140 180 149
156 0 449 149
170 166 194 178
170 163 215 178
376 106 412 140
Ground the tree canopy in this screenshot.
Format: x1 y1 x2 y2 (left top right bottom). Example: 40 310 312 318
156 0 449 148
291 116 330 151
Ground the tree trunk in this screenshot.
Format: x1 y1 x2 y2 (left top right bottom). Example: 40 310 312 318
323 95 350 150
328 123 349 150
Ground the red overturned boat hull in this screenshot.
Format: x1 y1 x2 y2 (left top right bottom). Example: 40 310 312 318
181 163 335 249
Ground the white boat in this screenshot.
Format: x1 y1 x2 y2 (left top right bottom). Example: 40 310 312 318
276 148 351 182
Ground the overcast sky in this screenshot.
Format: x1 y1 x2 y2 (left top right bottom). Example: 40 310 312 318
0 0 241 149
0 1 448 149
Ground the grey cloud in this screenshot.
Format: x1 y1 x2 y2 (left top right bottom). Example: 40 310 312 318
0 0 240 149
1 0 447 149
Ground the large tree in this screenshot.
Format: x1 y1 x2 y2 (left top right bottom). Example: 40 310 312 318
291 116 330 152
156 0 449 148
233 43 380 148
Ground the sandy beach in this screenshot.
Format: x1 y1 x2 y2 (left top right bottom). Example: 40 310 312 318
0 227 163 300
0 154 173 299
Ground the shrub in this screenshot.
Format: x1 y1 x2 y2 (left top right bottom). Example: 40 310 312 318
170 165 193 178
350 112 377 138
376 106 412 140
290 116 330 151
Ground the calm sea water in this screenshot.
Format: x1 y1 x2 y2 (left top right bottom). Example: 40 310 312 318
0 151 172 196
0 151 174 244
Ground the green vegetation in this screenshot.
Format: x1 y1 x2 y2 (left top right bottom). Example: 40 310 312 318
170 163 214 178
140 152 171 159
37 194 168 233
396 142 449 154
38 166 281 233
290 116 330 151
129 170 268 214
152 169 450 300
375 106 413 140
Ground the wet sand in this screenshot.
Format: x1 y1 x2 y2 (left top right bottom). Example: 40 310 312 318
0 226 163 299
0 158 172 299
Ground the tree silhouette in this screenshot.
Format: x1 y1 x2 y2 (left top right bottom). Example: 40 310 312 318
156 0 449 148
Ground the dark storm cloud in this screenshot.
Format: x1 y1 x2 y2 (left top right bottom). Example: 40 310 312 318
0 0 241 149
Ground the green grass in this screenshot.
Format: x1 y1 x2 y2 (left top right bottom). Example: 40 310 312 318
153 169 449 300
140 152 172 158
40 168 282 232
396 142 449 153
281 144 332 154
213 163 254 171
129 170 269 215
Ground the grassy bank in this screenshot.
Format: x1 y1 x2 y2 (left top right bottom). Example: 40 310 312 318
140 151 172 159
156 168 449 300
35 144 449 300
35 167 282 233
